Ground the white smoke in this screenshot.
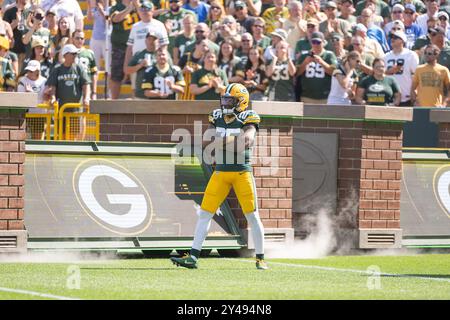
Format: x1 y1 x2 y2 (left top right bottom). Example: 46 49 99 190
266 209 336 259
265 190 359 259
0 251 117 263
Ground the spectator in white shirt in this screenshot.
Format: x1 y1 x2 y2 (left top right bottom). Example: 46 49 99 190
123 1 167 77
17 60 47 105
416 0 440 35
47 0 84 31
384 30 419 106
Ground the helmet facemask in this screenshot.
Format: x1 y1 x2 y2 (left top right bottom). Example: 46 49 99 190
220 95 239 115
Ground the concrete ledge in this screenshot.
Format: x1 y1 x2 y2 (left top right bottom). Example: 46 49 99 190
91 100 413 122
241 228 295 250
429 108 450 123
0 230 27 253
359 228 402 249
0 92 37 109
302 104 413 121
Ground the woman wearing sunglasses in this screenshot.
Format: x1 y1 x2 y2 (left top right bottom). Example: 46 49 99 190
327 51 361 105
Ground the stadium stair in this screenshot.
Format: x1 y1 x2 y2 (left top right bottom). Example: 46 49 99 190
81 0 133 99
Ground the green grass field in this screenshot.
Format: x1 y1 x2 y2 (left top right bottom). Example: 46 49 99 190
0 253 449 300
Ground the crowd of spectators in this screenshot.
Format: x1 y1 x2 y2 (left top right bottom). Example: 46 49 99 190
1 0 450 109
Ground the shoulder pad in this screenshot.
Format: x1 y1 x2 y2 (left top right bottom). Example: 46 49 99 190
208 108 222 124
238 110 260 125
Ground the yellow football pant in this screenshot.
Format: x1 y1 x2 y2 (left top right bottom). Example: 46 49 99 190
201 171 257 214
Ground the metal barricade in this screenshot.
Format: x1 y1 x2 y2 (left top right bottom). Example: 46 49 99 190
25 103 58 140
58 103 99 141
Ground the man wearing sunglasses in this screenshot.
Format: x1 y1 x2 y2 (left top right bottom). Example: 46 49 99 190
417 0 441 35
401 4 423 49
411 43 450 107
183 22 220 56
44 44 91 110
296 31 337 104
158 0 196 55
234 1 255 34
73 29 98 101
412 15 439 53
428 26 450 68
384 30 419 106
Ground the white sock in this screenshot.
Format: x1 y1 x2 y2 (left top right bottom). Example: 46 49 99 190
192 209 214 252
245 211 265 255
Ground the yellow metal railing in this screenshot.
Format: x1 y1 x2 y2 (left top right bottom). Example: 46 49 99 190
61 112 100 141
25 103 57 140
25 102 99 141
58 103 99 141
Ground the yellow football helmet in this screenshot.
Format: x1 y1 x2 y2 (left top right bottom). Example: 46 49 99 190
220 83 250 115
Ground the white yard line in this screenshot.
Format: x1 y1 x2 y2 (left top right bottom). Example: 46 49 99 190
0 286 82 300
229 259 450 284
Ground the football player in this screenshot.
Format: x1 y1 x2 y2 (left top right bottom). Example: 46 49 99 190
171 83 268 270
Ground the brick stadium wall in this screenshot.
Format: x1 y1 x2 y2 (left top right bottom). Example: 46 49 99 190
99 113 292 231
0 109 26 232
437 123 450 148
0 93 36 253
429 110 450 148
98 114 403 233
93 101 412 248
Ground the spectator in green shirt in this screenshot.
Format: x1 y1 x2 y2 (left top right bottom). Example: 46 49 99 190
72 30 98 101
355 58 401 106
21 7 51 58
44 44 91 111
190 50 228 100
296 31 337 104
125 31 158 99
109 0 140 99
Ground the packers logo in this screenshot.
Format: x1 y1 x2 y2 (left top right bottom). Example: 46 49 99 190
433 165 450 218
73 159 153 235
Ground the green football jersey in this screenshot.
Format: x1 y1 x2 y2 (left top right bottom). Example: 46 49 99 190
129 49 157 99
77 48 97 79
141 64 185 100
191 68 228 100
0 56 16 91
110 2 139 49
266 59 296 101
297 50 337 100
209 108 260 172
294 38 312 60
173 34 196 59
255 36 272 51
158 8 195 38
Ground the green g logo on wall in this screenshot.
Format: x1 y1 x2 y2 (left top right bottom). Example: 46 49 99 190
433 165 450 218
72 159 154 235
